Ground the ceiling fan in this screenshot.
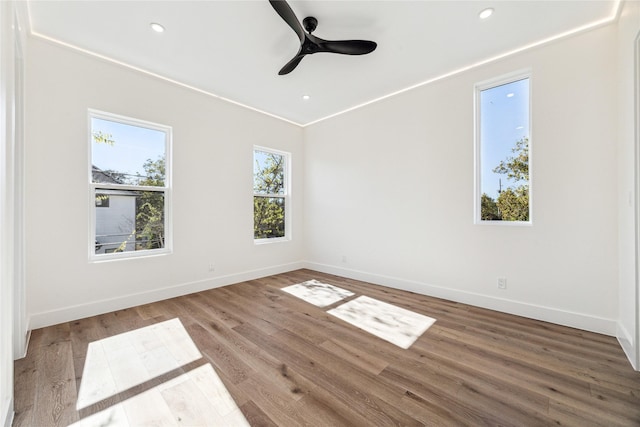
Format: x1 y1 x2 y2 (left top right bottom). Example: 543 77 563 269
269 0 377 75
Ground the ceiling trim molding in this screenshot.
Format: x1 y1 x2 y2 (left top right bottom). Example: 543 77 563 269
303 0 623 127
27 29 305 127
26 0 621 129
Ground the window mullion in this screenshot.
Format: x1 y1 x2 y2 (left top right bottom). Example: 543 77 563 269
253 193 285 199
93 183 166 192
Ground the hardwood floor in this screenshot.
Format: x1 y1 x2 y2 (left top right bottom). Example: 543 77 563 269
13 269 640 426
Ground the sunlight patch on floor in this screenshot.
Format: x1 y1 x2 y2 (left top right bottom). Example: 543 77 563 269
281 279 355 307
70 363 248 427
72 318 248 426
77 318 201 410
328 295 436 349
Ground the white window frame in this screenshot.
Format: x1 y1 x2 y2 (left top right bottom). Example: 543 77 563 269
253 146 291 244
474 70 532 226
88 109 172 261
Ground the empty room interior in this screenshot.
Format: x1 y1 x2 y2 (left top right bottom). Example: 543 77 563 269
2 0 640 425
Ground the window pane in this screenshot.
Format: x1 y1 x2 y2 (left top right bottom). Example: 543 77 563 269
95 189 165 254
254 197 285 239
91 117 166 186
253 150 285 195
479 78 530 221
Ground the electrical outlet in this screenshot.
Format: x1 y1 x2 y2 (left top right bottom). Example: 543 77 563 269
497 277 507 289
208 264 215 272
341 255 347 263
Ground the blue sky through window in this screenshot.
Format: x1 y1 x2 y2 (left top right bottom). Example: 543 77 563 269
91 117 166 182
480 78 529 199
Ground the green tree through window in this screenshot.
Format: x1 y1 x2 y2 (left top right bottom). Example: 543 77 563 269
254 149 288 239
481 137 529 221
477 75 530 222
135 156 166 250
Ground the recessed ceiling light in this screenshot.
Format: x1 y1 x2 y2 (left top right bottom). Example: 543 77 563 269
150 23 165 33
507 92 514 98
479 8 494 20
302 95 310 100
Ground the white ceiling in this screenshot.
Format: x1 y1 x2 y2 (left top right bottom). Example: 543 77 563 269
28 1 619 126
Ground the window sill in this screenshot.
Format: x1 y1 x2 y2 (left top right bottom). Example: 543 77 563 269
90 248 172 263
254 237 290 245
475 220 532 227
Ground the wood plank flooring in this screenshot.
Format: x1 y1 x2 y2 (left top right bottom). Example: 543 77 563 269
13 269 640 426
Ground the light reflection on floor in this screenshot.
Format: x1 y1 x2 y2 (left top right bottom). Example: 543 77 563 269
281 280 355 307
281 280 437 349
328 295 436 349
71 318 248 426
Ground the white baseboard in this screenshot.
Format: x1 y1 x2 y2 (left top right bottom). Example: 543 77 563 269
27 260 619 338
304 261 617 336
28 261 305 330
2 400 13 427
18 330 31 360
617 322 638 370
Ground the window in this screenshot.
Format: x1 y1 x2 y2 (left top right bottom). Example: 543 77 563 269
89 110 171 259
253 147 290 241
475 73 531 223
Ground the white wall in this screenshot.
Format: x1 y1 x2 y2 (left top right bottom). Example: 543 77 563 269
617 0 640 369
25 37 304 328
1 1 27 425
304 25 619 335
0 2 14 423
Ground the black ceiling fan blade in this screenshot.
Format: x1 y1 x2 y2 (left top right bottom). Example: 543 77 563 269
269 0 377 74
320 40 377 55
269 0 305 42
278 54 306 75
